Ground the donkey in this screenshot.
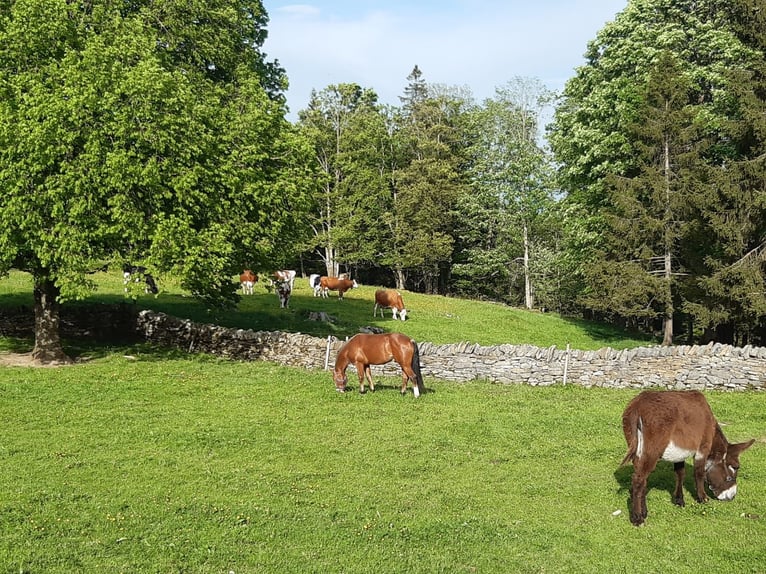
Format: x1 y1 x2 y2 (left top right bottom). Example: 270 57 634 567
621 390 754 526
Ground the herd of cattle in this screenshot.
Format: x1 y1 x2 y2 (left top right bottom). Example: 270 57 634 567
123 266 405 318
238 269 408 319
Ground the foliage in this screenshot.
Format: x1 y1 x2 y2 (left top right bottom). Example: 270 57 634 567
549 0 766 344
1 358 765 573
0 0 313 360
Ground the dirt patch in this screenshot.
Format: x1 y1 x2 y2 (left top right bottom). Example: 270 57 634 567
0 352 74 368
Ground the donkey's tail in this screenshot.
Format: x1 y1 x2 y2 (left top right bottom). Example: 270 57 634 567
411 339 425 396
620 409 642 466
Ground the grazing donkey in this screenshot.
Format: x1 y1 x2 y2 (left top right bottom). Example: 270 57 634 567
621 390 754 526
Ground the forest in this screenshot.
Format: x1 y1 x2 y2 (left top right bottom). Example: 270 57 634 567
0 0 765 362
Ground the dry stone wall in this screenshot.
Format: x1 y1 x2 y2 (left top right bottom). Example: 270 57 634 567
136 310 766 391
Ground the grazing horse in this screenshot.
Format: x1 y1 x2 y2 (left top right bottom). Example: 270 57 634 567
621 390 755 526
240 270 257 295
333 332 425 396
374 289 407 321
123 265 158 295
309 274 322 296
274 280 291 308
273 269 296 290
319 276 358 299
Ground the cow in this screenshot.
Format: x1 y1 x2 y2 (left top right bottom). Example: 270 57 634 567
309 273 322 297
239 270 257 295
123 265 158 295
374 289 407 321
318 276 358 299
274 280 291 308
621 390 755 526
273 269 296 290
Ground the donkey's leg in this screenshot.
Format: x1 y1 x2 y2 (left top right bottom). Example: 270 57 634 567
692 457 709 503
673 462 686 507
629 457 658 526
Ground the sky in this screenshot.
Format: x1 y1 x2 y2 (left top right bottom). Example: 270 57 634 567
261 0 628 119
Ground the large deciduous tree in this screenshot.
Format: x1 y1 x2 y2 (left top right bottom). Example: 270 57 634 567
0 0 312 362
297 83 387 277
455 78 555 308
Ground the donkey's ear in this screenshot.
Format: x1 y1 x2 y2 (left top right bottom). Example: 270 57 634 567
729 439 756 457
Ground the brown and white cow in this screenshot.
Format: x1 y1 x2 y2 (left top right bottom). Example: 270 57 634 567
240 270 257 295
621 390 755 526
273 269 296 290
374 289 407 321
318 276 358 299
274 280 291 308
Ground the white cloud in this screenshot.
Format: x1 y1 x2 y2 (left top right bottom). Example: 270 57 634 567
263 1 626 116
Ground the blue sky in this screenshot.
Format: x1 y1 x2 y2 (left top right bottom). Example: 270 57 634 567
262 1 628 117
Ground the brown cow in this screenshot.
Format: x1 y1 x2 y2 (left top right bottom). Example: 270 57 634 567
239 270 257 295
374 289 407 321
319 276 358 299
621 390 754 526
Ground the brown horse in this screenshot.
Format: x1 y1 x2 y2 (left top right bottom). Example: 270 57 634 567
333 333 425 396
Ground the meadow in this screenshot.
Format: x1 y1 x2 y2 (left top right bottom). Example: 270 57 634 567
1 270 765 573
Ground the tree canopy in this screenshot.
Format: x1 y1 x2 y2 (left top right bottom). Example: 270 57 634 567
0 0 314 362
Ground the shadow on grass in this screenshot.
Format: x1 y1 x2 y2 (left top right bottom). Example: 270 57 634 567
614 461 703 507
561 315 656 347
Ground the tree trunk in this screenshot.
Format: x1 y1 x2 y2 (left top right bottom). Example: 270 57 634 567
32 276 72 364
661 134 674 347
662 249 674 346
394 268 406 290
523 224 534 309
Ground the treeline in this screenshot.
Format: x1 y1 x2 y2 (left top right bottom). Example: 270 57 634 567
1 0 764 362
292 0 766 346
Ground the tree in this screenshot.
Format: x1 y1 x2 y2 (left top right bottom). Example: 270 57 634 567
0 0 312 362
549 0 766 343
455 78 555 307
583 52 701 345
389 67 471 293
297 83 387 277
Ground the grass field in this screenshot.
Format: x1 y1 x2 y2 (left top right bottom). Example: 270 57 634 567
0 269 652 351
1 269 765 573
1 357 765 573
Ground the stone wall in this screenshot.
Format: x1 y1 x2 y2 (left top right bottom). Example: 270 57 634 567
135 310 766 391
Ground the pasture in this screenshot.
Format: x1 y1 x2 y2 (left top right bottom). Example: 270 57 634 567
1 269 765 572
0 269 651 351
1 358 765 573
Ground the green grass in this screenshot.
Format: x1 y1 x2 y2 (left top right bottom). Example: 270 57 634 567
1 357 765 573
0 269 653 350
3 269 762 572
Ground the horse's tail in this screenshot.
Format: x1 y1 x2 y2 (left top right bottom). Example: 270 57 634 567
411 339 425 396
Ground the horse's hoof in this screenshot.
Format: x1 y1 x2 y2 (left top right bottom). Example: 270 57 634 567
359 388 367 394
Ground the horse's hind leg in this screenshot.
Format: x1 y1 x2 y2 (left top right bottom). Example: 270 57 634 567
399 367 420 397
365 365 375 392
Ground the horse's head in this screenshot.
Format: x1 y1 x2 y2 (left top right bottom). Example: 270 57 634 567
333 369 348 392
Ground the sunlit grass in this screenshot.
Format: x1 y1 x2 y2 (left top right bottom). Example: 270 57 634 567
1 357 764 573
0 269 653 350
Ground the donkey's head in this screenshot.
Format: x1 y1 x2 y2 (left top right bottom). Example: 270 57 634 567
705 437 755 501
